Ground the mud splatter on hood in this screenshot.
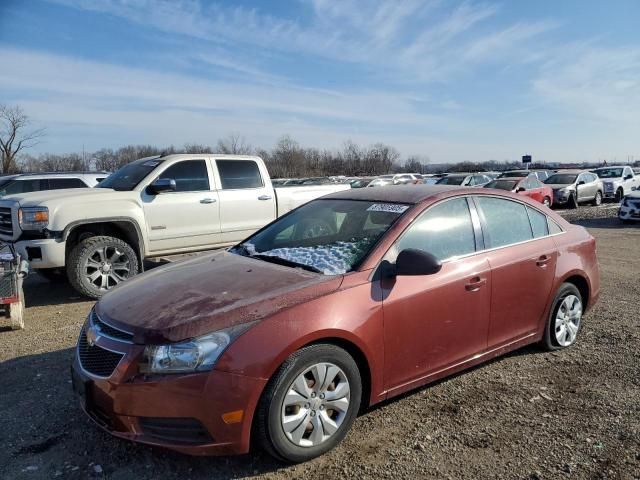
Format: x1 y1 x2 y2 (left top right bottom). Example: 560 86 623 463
96 250 343 343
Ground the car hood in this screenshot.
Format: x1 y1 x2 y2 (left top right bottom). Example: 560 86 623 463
96 250 343 343
547 184 574 190
1 187 116 206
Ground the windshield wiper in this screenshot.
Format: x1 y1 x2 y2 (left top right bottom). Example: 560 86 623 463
251 254 324 274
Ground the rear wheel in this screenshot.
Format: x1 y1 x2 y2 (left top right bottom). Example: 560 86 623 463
256 344 362 463
67 235 139 299
542 283 583 351
591 191 602 206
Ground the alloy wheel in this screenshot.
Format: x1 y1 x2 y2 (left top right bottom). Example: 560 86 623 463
554 294 582 347
281 362 350 447
83 245 132 291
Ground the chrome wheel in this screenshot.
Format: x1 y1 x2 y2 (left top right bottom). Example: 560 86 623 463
281 362 350 447
543 197 551 207
554 294 582 347
83 245 132 291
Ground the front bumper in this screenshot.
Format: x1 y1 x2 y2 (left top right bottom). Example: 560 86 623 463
14 238 66 269
71 331 267 456
619 203 640 221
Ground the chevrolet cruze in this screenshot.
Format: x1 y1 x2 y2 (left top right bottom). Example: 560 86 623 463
72 185 600 462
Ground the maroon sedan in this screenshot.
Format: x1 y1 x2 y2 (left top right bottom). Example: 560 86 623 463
72 186 599 462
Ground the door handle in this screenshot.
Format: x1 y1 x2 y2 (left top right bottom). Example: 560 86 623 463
200 198 217 204
465 276 487 291
536 254 551 267
258 195 273 201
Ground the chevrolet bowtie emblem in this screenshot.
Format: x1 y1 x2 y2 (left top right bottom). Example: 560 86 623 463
86 326 100 347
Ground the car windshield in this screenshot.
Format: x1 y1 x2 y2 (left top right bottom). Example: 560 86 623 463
594 168 624 178
485 179 518 190
436 176 465 185
545 174 578 184
97 158 164 191
232 199 409 275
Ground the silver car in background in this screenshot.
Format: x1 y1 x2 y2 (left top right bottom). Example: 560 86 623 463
544 170 603 208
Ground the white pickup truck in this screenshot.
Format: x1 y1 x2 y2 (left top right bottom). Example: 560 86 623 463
592 165 640 202
0 154 349 298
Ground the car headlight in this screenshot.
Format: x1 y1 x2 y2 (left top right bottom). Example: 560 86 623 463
18 207 49 230
141 323 255 374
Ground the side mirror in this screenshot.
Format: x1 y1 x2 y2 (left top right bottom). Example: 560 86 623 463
147 178 176 195
625 174 633 180
395 249 442 276
578 180 585 186
516 187 526 192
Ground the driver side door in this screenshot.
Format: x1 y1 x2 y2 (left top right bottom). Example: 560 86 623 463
380 197 491 394
142 159 221 252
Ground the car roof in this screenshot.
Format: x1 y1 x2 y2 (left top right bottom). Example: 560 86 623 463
492 177 523 181
323 184 464 204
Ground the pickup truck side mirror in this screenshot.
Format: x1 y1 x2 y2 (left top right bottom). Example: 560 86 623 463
624 174 633 180
147 178 176 195
394 249 442 276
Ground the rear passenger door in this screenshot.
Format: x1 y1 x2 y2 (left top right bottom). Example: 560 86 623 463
213 159 277 243
474 197 557 347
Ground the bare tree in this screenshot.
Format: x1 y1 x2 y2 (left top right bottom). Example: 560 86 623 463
0 105 45 173
216 134 253 155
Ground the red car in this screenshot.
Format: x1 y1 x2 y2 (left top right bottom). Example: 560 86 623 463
72 185 599 462
485 176 554 207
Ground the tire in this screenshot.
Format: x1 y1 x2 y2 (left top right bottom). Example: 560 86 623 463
542 283 583 351
255 344 362 463
37 268 68 283
591 191 602 206
543 196 551 208
67 235 139 299
615 188 624 203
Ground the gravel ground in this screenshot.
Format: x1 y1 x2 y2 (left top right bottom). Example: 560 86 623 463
0 205 638 480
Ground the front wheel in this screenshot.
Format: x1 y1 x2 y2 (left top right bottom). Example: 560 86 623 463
591 191 602 206
543 196 551 208
542 283 583 351
255 344 362 463
67 235 140 299
615 188 624 203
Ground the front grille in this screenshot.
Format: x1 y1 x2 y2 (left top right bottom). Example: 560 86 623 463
77 329 124 377
0 207 13 235
139 417 213 445
91 310 134 342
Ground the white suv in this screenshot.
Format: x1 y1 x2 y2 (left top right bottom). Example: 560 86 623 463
0 172 109 197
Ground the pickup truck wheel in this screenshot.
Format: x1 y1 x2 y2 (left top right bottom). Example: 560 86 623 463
67 236 139 299
615 188 624 203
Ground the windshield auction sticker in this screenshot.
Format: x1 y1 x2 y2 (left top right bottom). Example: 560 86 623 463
367 203 409 214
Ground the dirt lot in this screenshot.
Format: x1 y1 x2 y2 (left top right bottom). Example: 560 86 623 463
1 206 638 480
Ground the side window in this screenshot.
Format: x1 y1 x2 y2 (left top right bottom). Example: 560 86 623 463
476 197 532 248
217 160 264 189
548 218 563 235
527 206 549 238
49 178 87 189
625 168 633 178
530 178 543 188
521 178 533 189
159 160 210 192
391 198 476 261
2 179 42 194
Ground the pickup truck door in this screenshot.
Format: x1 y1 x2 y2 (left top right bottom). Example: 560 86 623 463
212 158 277 244
142 158 221 252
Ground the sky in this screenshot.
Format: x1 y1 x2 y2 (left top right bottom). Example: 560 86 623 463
1 0 639 164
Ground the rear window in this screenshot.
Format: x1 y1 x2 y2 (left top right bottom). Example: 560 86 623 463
486 180 517 191
217 160 263 189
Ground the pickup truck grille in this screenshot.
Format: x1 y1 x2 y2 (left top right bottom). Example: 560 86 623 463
0 207 13 235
